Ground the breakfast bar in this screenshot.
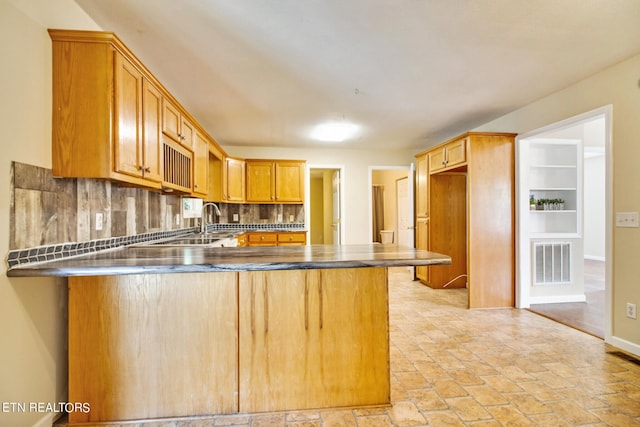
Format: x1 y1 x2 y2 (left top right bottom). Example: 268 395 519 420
8 244 450 424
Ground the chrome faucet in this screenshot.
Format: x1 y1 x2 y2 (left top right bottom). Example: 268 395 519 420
201 203 221 234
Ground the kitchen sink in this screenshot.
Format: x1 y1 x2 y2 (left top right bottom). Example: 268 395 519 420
132 232 238 248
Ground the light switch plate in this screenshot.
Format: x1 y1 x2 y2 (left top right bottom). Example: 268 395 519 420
615 212 639 228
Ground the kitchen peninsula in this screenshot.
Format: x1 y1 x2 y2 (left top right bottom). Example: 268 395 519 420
7 244 450 424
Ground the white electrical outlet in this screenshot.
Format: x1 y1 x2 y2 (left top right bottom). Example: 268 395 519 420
277 214 283 222
616 212 639 228
233 213 239 222
175 213 180 225
289 215 295 222
95 212 103 231
627 303 637 319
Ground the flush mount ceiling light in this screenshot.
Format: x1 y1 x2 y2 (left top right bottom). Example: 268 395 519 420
310 121 360 142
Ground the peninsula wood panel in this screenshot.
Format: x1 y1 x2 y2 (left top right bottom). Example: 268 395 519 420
68 273 238 423
238 268 390 412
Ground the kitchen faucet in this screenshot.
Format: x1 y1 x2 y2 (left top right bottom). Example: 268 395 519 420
201 203 221 234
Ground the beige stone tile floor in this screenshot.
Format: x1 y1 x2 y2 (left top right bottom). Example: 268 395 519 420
57 268 640 426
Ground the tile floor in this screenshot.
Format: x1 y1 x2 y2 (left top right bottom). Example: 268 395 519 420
57 268 640 426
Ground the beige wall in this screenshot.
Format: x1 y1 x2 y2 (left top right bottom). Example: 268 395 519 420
474 53 640 354
0 1 100 426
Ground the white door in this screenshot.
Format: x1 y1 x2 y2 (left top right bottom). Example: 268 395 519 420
396 177 413 247
332 170 341 244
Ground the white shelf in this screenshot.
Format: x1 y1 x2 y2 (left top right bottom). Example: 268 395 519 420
527 139 580 236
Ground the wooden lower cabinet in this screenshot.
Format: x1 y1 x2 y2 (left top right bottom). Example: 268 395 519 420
247 231 307 247
67 268 390 423
238 268 390 412
68 273 238 423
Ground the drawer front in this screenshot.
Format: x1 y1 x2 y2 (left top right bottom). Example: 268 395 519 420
277 232 306 245
248 233 277 246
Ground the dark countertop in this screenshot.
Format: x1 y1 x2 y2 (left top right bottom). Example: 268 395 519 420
6 244 451 277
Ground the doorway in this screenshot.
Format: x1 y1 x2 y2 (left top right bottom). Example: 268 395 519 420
517 106 611 339
370 167 413 244
308 167 343 245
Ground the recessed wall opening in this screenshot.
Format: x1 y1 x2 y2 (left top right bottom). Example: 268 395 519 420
517 106 611 339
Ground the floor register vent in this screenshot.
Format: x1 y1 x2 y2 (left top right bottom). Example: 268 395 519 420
533 242 571 285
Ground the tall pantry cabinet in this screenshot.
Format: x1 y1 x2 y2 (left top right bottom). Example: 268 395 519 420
414 132 516 308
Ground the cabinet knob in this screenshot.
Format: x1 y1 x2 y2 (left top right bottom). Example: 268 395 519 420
144 166 151 173
260 236 264 240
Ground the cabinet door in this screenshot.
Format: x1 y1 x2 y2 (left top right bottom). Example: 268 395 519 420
141 78 162 183
180 116 195 149
161 98 181 142
68 273 238 423
445 137 467 167
114 52 143 178
415 154 428 217
224 157 245 202
428 147 446 173
238 268 389 413
246 160 274 202
275 161 305 202
415 217 429 283
192 132 209 196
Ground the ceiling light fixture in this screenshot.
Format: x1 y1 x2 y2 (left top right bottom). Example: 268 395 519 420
310 121 360 142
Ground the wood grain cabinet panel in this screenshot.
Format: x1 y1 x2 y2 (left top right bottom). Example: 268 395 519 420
141 78 163 183
162 98 195 149
245 160 275 202
238 268 389 412
223 156 246 202
246 159 305 203
428 137 467 173
192 131 210 196
68 273 238 423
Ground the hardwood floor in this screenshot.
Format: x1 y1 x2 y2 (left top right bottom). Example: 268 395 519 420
529 259 606 338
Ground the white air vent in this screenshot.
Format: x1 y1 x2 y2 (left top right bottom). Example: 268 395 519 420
533 242 571 285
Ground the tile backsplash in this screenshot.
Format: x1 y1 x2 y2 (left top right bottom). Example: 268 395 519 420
9 162 304 251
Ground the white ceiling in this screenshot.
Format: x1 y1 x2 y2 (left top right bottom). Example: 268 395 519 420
75 0 640 151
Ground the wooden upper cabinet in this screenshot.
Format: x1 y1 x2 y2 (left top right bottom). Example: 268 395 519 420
246 160 305 203
49 30 206 194
192 131 210 196
429 137 468 174
114 52 143 178
223 156 245 202
276 161 305 203
246 161 275 202
141 78 163 183
162 98 194 149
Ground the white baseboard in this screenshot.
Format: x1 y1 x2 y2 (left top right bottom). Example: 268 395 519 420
530 294 586 304
32 412 60 427
607 336 640 358
584 255 606 262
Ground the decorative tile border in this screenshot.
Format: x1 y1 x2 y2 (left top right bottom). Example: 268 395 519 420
6 223 306 268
